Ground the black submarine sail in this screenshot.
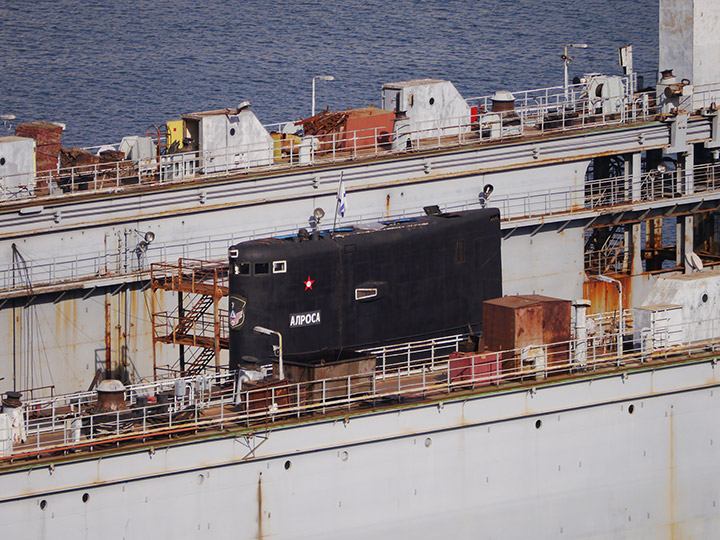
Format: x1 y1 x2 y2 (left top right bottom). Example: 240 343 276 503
228 207 502 370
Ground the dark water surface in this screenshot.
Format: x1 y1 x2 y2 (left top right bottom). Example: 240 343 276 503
1 0 658 147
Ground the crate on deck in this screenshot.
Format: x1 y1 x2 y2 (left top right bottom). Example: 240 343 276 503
483 295 571 375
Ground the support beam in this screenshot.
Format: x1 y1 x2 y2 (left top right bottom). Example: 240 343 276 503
677 215 695 271
631 152 643 202
631 223 643 274
683 145 695 195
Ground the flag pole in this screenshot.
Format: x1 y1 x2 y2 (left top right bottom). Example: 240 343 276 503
332 172 343 236
332 193 339 235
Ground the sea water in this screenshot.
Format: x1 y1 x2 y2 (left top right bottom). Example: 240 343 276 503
1 0 658 148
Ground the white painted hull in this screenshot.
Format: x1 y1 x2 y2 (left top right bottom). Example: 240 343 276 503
2 358 718 539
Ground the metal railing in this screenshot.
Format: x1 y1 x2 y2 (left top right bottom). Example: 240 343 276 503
152 309 229 345
6 78 720 205
3 311 720 461
360 334 465 377
3 159 720 295
2 75 685 203
585 246 630 276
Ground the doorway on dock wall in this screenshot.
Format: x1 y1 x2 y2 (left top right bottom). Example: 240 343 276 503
585 155 626 208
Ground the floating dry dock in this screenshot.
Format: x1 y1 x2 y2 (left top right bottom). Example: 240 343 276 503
1 0 720 537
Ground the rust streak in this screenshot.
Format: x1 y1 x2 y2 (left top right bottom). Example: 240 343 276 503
257 473 263 540
105 293 111 377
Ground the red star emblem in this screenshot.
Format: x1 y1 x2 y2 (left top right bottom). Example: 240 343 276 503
304 276 315 290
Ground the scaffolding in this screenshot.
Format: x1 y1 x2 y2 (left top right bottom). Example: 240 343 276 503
151 259 229 379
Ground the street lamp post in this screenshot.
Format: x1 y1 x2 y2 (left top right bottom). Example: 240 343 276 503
253 326 284 380
562 43 588 100
311 75 335 117
597 275 623 360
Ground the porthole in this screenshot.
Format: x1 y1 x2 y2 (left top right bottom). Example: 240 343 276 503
254 262 269 275
702 293 709 303
197 474 205 485
0 157 5 166
82 493 90 503
424 437 432 448
39 500 47 510
535 419 543 429
429 97 435 105
628 404 635 414
272 260 287 274
284 460 292 470
341 451 349 462
230 128 236 136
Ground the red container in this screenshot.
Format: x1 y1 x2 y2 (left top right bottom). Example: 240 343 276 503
339 107 395 150
448 351 501 384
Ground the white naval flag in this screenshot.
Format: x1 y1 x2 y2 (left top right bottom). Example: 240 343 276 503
337 176 346 217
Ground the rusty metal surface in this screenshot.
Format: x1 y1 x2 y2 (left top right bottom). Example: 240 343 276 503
93 379 127 412
483 295 571 367
104 293 111 377
280 353 376 402
14 121 62 175
151 259 229 377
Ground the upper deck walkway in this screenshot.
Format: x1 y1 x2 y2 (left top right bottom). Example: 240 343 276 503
2 79 720 298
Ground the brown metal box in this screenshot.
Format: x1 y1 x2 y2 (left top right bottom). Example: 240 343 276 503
275 352 376 403
483 295 571 370
242 378 290 413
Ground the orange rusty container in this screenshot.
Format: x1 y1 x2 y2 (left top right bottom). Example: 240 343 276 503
482 295 571 371
339 107 395 150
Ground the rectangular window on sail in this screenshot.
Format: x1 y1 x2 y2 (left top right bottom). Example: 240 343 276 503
355 288 378 301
